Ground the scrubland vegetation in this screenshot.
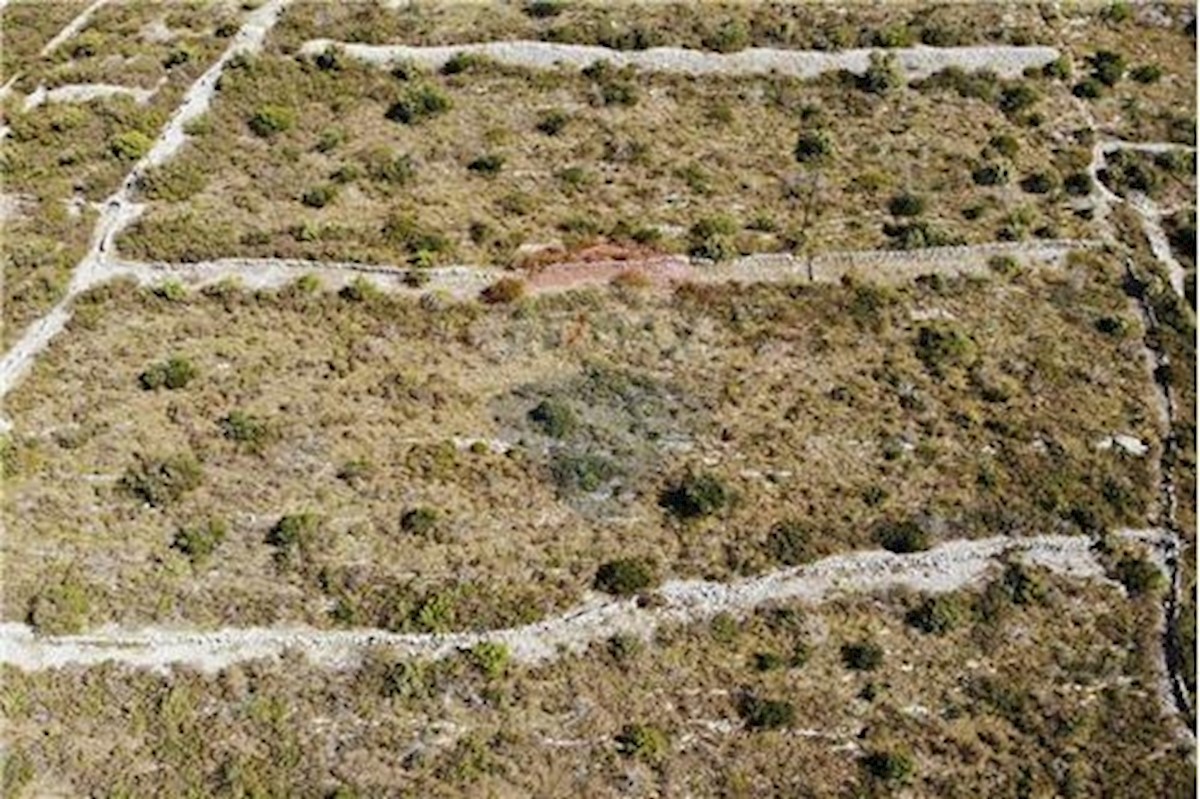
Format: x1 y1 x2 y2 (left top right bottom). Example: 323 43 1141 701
3 258 1160 631
116 46 1101 266
3 571 1191 796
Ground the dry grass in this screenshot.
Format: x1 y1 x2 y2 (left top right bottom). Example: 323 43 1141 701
2 259 1159 631
1 572 1190 796
268 0 1059 53
116 51 1097 265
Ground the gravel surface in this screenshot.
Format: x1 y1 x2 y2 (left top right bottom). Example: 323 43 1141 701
22 80 162 111
300 38 1060 80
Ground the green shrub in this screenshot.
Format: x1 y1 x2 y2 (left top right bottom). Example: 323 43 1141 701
1019 171 1059 194
1064 171 1094 196
220 411 270 452
401 507 440 536
316 127 345 153
301 184 338 208
1043 55 1072 80
1130 63 1163 84
875 519 930 553
248 105 295 137
315 45 342 71
766 520 815 566
153 279 188 301
916 67 999 101
860 51 901 94
972 162 1010 186
989 133 1020 158
139 162 207 201
873 23 915 47
139 356 197 390
386 85 452 124
122 453 203 507
888 192 926 217
528 399 577 438
339 277 380 302
906 594 965 634
26 575 91 634
1091 50 1126 86
172 519 228 565
615 724 669 760
882 220 962 249
739 696 796 730
163 45 193 68
914 324 978 375
467 153 506 175
660 471 730 519
266 512 324 568
1115 555 1166 596
794 130 832 163
863 749 915 784
110 130 153 161
535 107 570 135
841 641 885 671
481 277 525 304
524 0 566 17
550 453 621 494
1073 77 1104 99
380 213 451 257
442 51 486 75
688 215 739 260
594 558 657 596
998 82 1039 115
466 641 509 678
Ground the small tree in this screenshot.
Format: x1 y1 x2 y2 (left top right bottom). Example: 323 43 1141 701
400 507 440 536
860 51 901 94
765 520 815 566
888 192 926 217
875 519 931 553
529 399 577 438
794 130 832 164
248 105 295 137
122 453 203 507
172 519 228 566
863 749 915 784
139 356 197 390
110 130 153 160
906 594 965 635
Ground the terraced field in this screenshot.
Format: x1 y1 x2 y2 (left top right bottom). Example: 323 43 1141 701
0 1 1194 796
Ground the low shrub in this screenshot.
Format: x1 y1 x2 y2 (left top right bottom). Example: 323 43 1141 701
794 130 832 164
550 453 621 494
688 215 739 260
441 51 486 75
535 108 570 135
220 411 271 452
466 641 509 678
739 695 796 730
1073 77 1104 99
1064 171 1094 196
615 724 668 761
110 130 153 161
401 507 440 536
906 594 966 634
860 51 901 94
481 277 525 304
863 749 915 784
529 399 577 438
301 184 338 208
841 640 885 671
765 520 816 566
1130 63 1163 84
139 356 197 390
875 519 930 553
467 153 505 175
888 192 926 217
594 558 657 596
1020 171 1059 194
998 82 1039 115
26 575 90 634
266 512 324 569
386 85 452 124
1115 555 1166 596
972 162 1010 186
172 518 228 565
1091 49 1126 86
660 471 730 519
914 324 978 376
121 453 203 507
248 105 295 137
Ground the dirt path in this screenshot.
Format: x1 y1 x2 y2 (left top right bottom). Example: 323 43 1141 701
299 38 1059 80
100 238 1095 300
21 80 163 111
0 529 1170 673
